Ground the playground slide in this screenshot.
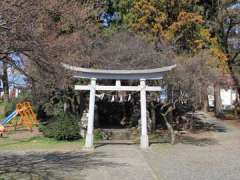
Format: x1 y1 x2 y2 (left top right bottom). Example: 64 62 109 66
0 111 18 126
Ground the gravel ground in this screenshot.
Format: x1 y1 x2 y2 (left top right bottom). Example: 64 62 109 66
143 114 240 180
1 113 240 180
83 145 159 180
0 145 159 180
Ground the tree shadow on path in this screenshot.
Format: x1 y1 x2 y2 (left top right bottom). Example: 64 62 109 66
0 151 127 180
179 136 218 146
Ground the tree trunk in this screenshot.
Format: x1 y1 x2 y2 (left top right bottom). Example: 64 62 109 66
201 84 209 112
164 116 175 145
230 66 240 119
214 84 223 117
2 61 9 102
150 102 156 131
234 92 239 119
31 80 37 105
161 113 175 145
202 94 209 112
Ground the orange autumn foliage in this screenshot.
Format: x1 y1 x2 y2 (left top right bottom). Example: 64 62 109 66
127 0 229 72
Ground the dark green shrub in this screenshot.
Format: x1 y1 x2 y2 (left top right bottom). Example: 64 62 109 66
42 112 81 141
94 129 104 141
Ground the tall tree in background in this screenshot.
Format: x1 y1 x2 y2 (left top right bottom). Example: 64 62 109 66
105 0 229 115
200 0 240 116
0 0 99 104
2 61 9 102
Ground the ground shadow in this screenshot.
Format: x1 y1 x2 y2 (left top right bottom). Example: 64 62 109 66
179 136 218 146
148 132 219 147
149 137 218 147
189 112 229 133
95 141 137 148
192 120 228 133
0 151 127 180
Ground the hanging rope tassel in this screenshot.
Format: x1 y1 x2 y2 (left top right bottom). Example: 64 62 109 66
96 93 105 100
111 95 115 102
127 94 131 102
100 93 105 100
119 95 123 103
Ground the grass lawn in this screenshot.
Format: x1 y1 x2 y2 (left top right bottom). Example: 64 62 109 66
0 128 84 152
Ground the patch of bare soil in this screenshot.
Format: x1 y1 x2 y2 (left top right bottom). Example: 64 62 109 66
222 119 240 129
176 128 218 146
144 115 240 180
4 127 42 140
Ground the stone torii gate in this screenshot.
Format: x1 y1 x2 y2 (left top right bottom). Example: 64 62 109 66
63 63 176 149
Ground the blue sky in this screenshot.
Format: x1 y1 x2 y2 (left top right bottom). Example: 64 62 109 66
0 53 26 89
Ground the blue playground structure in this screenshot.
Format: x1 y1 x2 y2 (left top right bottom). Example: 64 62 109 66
0 102 38 135
0 111 17 127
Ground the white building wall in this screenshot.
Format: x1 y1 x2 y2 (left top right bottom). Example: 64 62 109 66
220 89 237 109
208 86 237 109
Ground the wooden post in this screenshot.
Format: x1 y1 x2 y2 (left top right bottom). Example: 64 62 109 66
85 78 96 149
140 79 149 149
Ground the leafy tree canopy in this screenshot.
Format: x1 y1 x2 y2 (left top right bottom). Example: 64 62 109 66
102 0 231 72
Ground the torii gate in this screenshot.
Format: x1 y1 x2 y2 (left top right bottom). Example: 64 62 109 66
63 63 176 149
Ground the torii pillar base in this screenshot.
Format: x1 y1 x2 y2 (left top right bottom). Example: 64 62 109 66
140 135 149 149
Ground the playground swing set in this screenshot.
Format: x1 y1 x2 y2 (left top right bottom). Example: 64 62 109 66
0 102 38 136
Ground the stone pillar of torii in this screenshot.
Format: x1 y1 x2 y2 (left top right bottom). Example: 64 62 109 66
62 63 176 149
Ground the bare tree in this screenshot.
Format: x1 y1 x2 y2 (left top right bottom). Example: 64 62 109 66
0 0 99 104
